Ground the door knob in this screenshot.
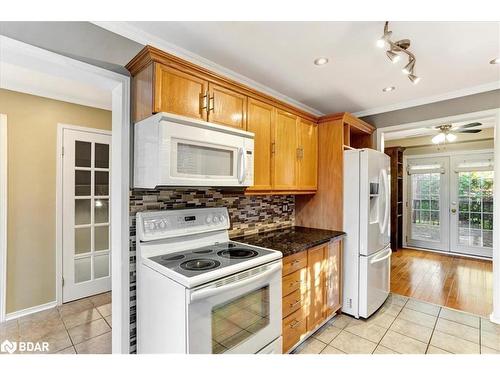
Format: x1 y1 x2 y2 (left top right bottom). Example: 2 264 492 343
451 208 457 214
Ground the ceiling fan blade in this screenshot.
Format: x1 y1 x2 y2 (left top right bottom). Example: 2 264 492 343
457 122 482 129
455 129 482 134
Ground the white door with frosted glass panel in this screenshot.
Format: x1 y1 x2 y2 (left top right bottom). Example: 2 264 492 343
407 157 449 252
62 128 111 302
450 153 494 258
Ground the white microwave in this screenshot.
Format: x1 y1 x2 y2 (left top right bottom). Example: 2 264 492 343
134 113 254 188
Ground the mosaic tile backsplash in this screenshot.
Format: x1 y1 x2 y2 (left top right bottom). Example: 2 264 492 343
128 188 295 352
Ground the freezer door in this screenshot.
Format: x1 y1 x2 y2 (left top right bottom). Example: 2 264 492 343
360 149 391 256
359 245 391 318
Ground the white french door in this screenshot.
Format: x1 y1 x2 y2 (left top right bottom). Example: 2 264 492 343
407 157 449 251
450 154 494 258
406 152 494 258
62 128 112 302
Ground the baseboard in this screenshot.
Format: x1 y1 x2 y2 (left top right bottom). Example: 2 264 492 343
5 300 57 321
402 246 492 261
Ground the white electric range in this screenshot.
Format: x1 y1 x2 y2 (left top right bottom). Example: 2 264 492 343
136 207 283 354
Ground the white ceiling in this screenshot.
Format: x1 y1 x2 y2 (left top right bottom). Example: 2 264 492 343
97 21 500 116
0 36 113 110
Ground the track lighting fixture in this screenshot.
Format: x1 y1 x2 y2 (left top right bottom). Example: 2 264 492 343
377 21 421 84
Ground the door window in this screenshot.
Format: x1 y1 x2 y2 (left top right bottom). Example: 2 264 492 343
211 286 270 354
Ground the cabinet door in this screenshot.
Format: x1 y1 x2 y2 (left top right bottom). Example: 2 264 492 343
324 240 342 317
246 98 274 190
297 118 318 190
273 110 298 190
208 83 247 129
306 245 325 331
154 64 208 121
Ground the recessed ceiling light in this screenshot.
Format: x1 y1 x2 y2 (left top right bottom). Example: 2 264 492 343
382 86 396 92
314 57 329 66
490 58 500 64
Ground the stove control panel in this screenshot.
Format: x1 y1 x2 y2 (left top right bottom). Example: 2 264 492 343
136 207 230 242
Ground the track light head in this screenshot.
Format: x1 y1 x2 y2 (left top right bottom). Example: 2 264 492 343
386 50 401 63
402 59 415 75
408 73 421 84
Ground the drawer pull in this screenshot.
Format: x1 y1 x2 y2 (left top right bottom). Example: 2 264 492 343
289 280 300 288
289 300 301 308
289 319 301 329
290 260 300 266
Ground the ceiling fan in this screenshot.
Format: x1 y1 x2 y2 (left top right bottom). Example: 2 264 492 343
431 122 482 144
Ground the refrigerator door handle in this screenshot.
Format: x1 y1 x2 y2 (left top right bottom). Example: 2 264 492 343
380 168 390 234
370 247 392 264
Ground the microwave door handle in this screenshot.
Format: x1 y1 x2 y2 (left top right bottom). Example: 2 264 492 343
238 147 246 184
189 262 281 303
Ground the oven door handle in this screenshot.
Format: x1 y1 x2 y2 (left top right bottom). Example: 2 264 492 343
189 262 281 303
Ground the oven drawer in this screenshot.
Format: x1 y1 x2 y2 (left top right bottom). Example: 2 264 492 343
282 252 307 276
282 268 307 297
282 288 305 318
282 307 307 353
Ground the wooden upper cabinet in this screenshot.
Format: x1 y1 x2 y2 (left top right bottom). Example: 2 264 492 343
154 64 208 121
306 245 325 331
273 110 298 190
297 119 318 190
246 98 274 191
207 83 247 129
324 240 342 317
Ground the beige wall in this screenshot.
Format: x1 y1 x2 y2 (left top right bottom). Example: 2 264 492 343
0 89 111 314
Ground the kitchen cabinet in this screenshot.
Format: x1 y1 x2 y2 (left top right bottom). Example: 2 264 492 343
297 118 318 190
281 239 343 353
324 240 342 316
207 83 247 129
154 64 208 121
127 45 319 194
246 98 274 191
273 110 298 190
306 245 325 331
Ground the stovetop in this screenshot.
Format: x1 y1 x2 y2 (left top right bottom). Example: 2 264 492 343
148 241 278 278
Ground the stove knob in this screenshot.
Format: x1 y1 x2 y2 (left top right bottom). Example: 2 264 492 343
205 216 212 224
147 222 155 231
212 216 219 224
159 220 167 229
218 215 224 223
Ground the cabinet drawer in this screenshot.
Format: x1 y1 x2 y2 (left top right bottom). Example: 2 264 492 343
282 307 307 353
282 268 307 297
282 252 307 276
282 288 305 318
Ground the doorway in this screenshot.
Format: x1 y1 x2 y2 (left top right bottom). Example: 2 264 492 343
406 151 493 258
61 126 112 302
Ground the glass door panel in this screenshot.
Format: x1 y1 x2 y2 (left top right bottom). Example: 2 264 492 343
407 157 449 251
451 153 494 258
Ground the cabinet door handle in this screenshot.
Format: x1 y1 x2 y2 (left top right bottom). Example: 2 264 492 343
271 142 276 154
208 94 215 113
199 91 208 114
289 320 301 329
296 148 301 159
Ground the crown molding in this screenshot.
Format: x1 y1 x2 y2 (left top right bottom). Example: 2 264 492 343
93 21 324 117
353 81 500 118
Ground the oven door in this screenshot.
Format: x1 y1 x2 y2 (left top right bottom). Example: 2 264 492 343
162 120 254 187
186 260 282 354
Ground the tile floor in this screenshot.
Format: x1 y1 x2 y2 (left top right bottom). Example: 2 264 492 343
0 292 111 354
293 293 500 355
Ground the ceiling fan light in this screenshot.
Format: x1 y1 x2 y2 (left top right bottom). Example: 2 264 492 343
386 50 400 63
408 73 421 84
446 133 457 142
376 38 386 48
432 133 446 144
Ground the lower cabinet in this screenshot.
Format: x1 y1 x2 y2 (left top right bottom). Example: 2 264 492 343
281 239 343 353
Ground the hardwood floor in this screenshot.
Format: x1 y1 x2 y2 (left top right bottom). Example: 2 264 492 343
391 248 492 317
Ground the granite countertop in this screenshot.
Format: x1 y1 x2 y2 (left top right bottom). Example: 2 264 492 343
233 226 345 257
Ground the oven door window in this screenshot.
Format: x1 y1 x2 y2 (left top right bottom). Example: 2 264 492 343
211 286 270 354
176 142 234 177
